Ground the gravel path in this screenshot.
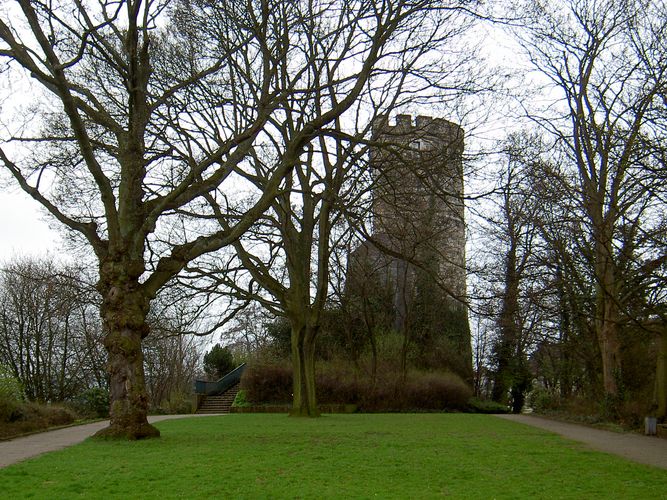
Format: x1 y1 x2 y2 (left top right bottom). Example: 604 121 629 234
0 414 222 468
497 414 667 470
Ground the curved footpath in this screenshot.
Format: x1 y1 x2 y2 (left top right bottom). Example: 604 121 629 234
1 413 666 470
0 414 220 469
497 414 667 470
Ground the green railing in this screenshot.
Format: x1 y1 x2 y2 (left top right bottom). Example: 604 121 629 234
194 363 246 396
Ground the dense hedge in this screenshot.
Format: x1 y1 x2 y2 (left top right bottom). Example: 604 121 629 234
240 360 472 412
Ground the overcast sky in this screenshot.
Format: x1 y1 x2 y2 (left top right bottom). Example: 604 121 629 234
0 185 61 262
0 15 518 266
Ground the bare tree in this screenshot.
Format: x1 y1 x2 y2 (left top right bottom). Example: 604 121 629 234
477 132 544 412
0 256 105 402
221 302 276 358
0 0 458 434
189 128 372 416
143 323 203 413
513 0 667 402
178 1 481 417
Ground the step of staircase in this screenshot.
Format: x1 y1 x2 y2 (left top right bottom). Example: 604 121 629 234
196 384 240 414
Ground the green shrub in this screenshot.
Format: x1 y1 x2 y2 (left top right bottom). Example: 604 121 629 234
232 390 251 408
315 364 363 404
467 398 510 414
73 387 109 418
166 399 193 415
0 365 23 400
0 397 22 423
616 398 649 429
0 365 23 422
203 344 236 379
50 405 79 425
527 386 561 412
161 391 193 414
354 378 396 411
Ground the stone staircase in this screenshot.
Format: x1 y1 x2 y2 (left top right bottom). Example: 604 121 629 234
196 383 240 414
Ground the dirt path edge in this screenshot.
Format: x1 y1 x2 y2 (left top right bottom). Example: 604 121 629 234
496 414 667 470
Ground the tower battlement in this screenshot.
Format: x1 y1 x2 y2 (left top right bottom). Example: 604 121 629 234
373 114 464 151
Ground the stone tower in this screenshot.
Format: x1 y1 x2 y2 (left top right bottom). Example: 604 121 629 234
347 114 471 379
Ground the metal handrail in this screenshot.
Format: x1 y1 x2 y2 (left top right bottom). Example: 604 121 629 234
194 363 246 396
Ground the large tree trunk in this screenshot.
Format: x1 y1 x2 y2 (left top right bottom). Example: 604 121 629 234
655 330 667 422
597 316 621 397
94 261 159 439
492 241 521 408
361 296 378 382
290 322 320 417
594 247 622 398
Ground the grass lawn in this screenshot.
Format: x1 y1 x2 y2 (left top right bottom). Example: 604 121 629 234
0 413 665 498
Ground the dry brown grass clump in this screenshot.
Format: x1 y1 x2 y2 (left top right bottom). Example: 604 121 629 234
241 359 472 411
0 401 79 440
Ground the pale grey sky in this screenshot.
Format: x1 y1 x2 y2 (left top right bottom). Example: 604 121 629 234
0 186 61 262
0 18 521 265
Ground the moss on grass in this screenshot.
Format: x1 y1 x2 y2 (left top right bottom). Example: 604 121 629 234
0 414 665 498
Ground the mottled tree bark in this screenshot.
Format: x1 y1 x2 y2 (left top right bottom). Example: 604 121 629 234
93 260 159 439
